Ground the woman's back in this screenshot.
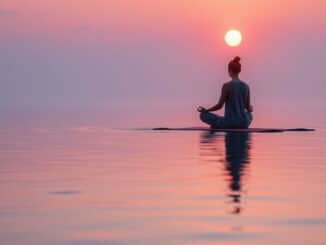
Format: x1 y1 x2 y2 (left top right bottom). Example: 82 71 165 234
224 80 252 128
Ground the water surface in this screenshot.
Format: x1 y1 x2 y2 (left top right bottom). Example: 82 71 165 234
0 125 325 245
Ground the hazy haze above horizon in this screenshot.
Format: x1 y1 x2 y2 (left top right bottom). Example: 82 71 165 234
1 0 326 126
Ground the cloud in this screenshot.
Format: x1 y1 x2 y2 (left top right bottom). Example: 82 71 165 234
0 9 18 17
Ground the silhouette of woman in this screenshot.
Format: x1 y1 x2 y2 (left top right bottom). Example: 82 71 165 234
198 57 253 129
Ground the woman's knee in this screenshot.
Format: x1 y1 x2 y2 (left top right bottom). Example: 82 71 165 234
199 111 208 122
200 111 213 124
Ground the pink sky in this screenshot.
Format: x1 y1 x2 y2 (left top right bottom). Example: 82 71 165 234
1 0 326 126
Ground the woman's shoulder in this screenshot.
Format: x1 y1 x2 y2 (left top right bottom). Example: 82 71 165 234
222 81 233 91
223 81 233 86
239 80 250 88
238 79 248 83
226 80 249 86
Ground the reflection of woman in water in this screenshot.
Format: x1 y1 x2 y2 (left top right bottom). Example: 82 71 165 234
198 57 253 129
225 132 251 214
200 131 251 214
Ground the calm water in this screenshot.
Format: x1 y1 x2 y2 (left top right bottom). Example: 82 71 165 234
1 124 326 245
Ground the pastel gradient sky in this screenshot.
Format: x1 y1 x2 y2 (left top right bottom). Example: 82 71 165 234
1 0 325 126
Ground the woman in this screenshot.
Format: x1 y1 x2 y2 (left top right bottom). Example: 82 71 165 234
198 56 253 129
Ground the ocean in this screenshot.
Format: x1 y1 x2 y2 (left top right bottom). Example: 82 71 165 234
0 115 325 245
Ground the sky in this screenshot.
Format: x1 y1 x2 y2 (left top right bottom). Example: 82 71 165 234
1 0 326 127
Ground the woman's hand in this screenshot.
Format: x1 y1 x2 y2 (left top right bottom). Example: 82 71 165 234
197 106 207 112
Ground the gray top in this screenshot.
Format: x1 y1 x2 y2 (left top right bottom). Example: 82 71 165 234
224 80 252 128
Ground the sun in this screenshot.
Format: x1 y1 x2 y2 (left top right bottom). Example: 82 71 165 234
225 29 242 47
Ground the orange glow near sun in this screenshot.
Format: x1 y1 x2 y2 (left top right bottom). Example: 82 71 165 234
225 29 242 47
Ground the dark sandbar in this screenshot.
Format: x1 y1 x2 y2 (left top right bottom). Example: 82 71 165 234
151 127 315 133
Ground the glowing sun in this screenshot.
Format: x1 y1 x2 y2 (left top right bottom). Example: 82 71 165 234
225 29 242 47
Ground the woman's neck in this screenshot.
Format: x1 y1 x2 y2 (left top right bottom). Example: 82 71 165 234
231 75 240 80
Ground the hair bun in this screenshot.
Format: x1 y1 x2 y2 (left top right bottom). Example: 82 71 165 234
233 56 241 63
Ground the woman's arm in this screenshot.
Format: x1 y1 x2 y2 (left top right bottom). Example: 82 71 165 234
206 84 228 112
246 87 253 112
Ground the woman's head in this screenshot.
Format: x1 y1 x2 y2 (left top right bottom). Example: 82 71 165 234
228 56 241 76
